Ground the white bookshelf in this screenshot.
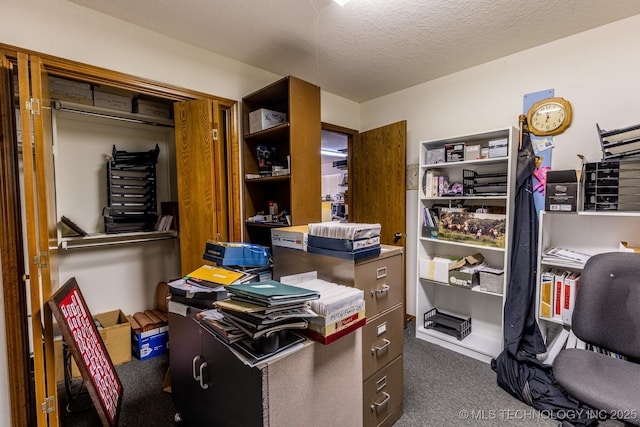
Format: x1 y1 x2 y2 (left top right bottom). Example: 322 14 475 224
415 127 518 363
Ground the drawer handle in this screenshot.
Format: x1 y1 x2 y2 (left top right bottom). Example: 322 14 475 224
192 355 202 381
371 338 391 354
199 362 209 390
370 392 391 411
371 284 390 297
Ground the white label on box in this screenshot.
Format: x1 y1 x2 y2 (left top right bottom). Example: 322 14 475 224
376 321 387 336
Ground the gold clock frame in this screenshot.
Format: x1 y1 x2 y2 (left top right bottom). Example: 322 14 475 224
527 97 572 136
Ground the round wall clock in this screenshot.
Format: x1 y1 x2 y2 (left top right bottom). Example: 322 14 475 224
526 97 572 136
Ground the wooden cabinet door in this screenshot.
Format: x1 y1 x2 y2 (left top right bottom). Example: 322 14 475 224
18 52 60 426
174 99 229 275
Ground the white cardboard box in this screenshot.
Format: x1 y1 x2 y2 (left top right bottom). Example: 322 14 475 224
271 225 308 251
249 108 286 133
488 138 508 158
419 256 457 283
50 82 93 106
134 99 171 118
93 90 133 112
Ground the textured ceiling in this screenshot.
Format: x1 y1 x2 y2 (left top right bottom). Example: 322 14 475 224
68 0 640 102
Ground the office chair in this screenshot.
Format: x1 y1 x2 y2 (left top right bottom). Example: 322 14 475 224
553 252 640 425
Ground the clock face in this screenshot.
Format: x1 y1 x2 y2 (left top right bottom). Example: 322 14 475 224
527 97 572 136
531 102 566 132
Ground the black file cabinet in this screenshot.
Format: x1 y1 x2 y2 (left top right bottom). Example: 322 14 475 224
169 307 262 426
169 302 363 426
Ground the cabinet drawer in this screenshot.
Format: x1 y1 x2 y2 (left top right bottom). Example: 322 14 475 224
363 355 403 427
362 306 404 380
355 254 403 317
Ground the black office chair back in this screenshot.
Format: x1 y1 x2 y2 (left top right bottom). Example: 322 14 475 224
572 252 640 360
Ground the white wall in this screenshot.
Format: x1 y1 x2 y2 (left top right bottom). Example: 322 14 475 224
359 14 640 317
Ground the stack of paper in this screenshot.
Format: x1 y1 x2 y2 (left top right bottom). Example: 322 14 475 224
306 222 382 261
285 278 366 344
307 222 381 240
542 247 591 266
168 265 258 309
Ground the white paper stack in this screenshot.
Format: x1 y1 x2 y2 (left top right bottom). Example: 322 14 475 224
307 222 381 240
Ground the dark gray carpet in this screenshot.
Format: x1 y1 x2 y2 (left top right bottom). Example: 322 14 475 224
59 353 177 426
397 320 556 426
59 320 622 426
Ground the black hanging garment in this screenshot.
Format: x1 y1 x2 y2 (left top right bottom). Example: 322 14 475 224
491 131 597 427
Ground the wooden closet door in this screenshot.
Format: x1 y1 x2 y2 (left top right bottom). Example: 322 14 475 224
18 52 60 426
174 99 228 275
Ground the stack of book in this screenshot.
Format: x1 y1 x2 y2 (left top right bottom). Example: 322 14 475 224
306 222 382 261
208 280 321 364
167 265 257 309
289 278 366 345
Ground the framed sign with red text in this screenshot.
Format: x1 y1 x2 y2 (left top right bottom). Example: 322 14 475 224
48 277 123 426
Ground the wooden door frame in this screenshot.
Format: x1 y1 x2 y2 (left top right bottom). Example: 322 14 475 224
321 122 359 212
0 52 34 427
0 42 242 426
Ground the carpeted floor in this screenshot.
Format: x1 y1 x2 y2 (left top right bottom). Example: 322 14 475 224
59 319 624 426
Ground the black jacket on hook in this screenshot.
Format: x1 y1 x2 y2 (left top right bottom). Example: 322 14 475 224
491 131 597 427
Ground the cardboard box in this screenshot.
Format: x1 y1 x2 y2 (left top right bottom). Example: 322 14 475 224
132 325 169 361
545 170 578 212
50 82 93 106
488 138 508 158
134 99 171 118
479 270 504 294
93 90 133 112
303 315 366 345
249 108 286 133
448 253 485 289
419 256 458 283
54 309 131 381
448 269 479 288
445 143 465 162
465 144 481 161
271 225 309 251
426 147 445 164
